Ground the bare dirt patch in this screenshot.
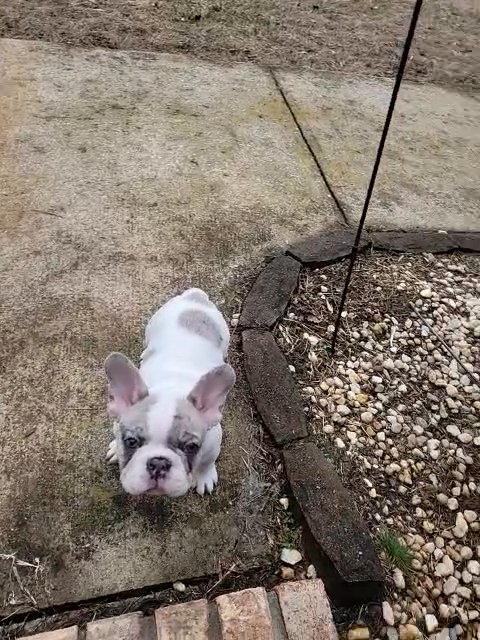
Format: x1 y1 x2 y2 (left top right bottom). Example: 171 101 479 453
1 0 479 89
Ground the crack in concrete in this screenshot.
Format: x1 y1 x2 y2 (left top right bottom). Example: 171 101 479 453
269 69 349 226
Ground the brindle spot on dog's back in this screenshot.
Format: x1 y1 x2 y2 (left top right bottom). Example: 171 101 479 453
178 309 222 347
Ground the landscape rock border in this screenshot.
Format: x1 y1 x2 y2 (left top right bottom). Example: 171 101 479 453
238 227 480 606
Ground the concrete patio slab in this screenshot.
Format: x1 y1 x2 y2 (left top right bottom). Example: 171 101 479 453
0 38 339 612
275 71 480 232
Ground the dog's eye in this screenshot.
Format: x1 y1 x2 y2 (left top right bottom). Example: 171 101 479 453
182 441 199 455
124 436 139 449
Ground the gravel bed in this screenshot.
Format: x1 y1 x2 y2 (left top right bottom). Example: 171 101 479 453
276 252 480 640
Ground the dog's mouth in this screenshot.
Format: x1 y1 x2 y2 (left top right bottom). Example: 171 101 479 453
143 479 191 498
120 463 192 497
145 486 167 496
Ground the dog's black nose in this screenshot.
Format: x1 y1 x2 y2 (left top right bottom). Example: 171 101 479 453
147 457 172 479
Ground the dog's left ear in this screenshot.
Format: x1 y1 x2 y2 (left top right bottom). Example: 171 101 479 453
188 364 236 426
104 352 149 417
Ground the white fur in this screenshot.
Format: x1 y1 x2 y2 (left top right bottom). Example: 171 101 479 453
141 288 229 397
105 288 233 497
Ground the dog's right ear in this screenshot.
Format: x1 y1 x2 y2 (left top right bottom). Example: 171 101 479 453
104 352 148 418
188 363 236 427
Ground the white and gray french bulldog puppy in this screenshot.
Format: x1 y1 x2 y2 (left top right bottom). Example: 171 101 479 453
104 288 235 498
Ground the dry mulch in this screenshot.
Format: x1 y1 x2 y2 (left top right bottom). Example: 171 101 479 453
1 0 479 90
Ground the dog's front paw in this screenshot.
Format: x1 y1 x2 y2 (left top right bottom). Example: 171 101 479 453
106 439 118 464
194 464 218 496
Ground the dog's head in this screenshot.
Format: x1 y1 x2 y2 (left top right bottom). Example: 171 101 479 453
104 352 235 497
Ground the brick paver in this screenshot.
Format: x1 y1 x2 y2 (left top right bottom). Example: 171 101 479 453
25 627 78 640
155 599 209 639
275 579 338 640
24 580 338 640
85 613 156 640
216 587 275 640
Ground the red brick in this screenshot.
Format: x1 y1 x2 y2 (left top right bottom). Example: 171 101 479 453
155 599 209 640
25 628 78 640
86 613 155 640
274 579 338 640
216 587 274 640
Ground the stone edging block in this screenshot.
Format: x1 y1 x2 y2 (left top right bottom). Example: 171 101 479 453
238 255 301 329
370 230 480 253
371 230 457 253
242 330 308 445
284 229 480 266
286 228 368 266
449 232 480 253
283 442 384 605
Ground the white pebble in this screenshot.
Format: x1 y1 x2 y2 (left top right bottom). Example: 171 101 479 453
337 404 351 416
467 559 480 576
447 497 459 511
435 536 445 549
457 585 472 600
443 575 459 595
347 628 370 640
462 569 472 584
393 568 405 590
424 613 438 634
280 548 302 566
445 384 458 397
306 564 317 579
459 546 473 560
452 512 468 538
435 555 454 577
464 510 477 523
446 424 460 438
438 603 449 620
382 601 395 626
360 411 374 424
423 542 435 554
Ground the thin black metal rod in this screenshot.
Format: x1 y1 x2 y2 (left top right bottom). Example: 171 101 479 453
330 0 424 355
